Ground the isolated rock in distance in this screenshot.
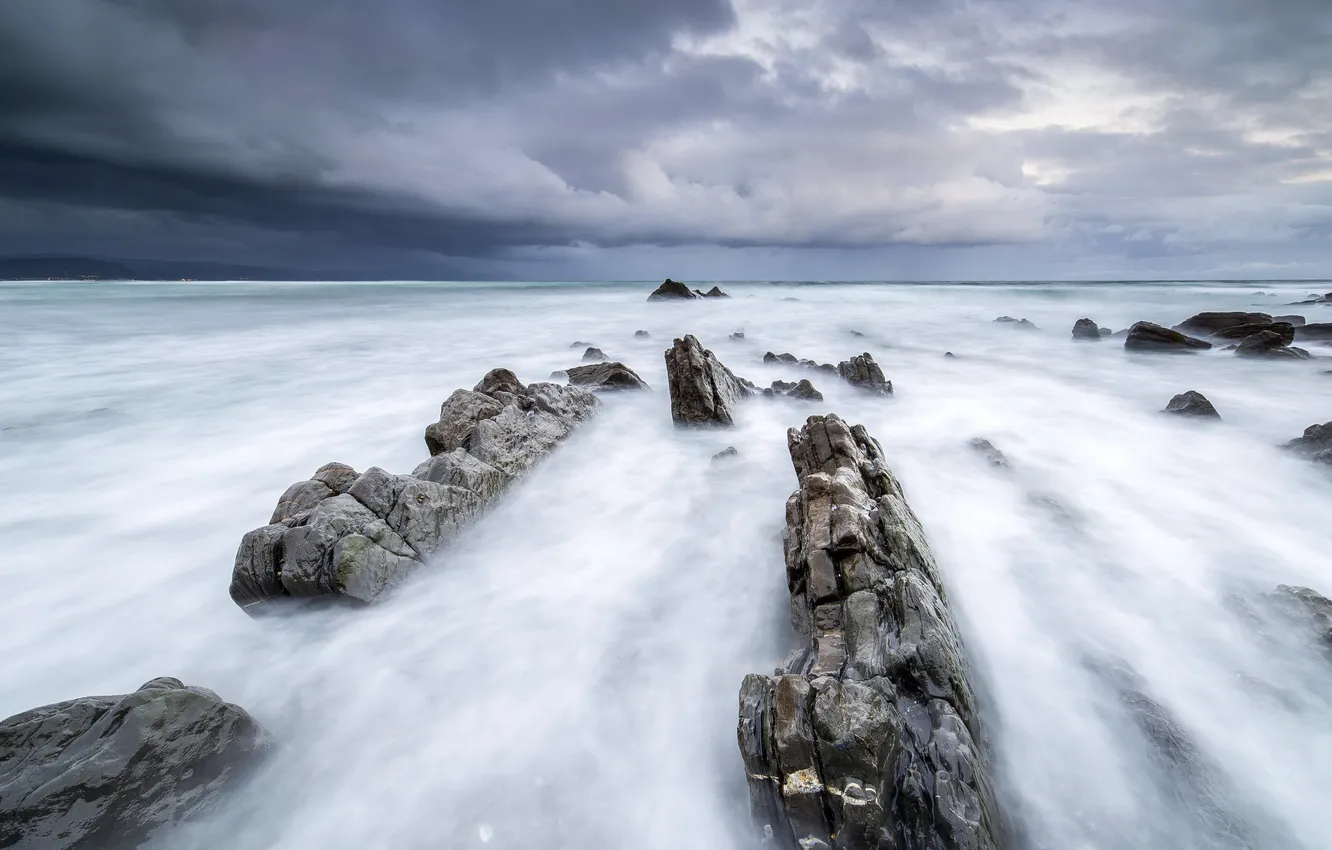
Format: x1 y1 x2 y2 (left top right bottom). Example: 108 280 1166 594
1163 390 1221 419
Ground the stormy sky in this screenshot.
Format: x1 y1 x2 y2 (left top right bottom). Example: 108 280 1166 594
2 0 1330 279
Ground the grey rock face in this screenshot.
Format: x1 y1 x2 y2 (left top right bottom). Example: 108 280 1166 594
563 362 649 392
1283 421 1332 465
665 334 755 427
1072 318 1102 340
647 279 698 301
1164 391 1221 419
1175 312 1272 336
970 437 1012 468
837 353 893 395
230 369 599 613
1125 322 1212 352
700 285 730 298
1215 322 1296 344
765 379 824 402
730 331 746 340
764 352 839 373
737 414 1007 850
1294 322 1332 341
634 329 650 338
581 347 608 363
994 316 1038 330
0 678 273 850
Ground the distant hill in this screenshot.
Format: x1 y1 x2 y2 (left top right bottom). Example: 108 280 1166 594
0 255 480 281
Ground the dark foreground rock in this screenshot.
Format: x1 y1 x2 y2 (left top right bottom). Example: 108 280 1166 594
647 279 698 300
1125 322 1212 352
563 362 649 392
737 414 1007 850
837 353 893 395
1174 312 1272 336
994 316 1038 330
1072 318 1101 341
1163 391 1221 419
765 379 823 402
230 369 599 612
1283 421 1332 465
665 334 755 427
0 678 273 850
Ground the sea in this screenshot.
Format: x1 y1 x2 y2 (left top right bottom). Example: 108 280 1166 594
2 280 1330 849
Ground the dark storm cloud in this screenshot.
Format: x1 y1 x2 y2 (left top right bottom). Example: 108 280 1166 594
1 0 1330 275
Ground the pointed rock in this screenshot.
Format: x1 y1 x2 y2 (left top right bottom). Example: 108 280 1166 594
665 334 755 427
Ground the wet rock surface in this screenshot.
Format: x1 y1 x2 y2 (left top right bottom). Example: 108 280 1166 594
737 414 1007 850
1125 322 1212 352
0 678 273 850
647 279 698 300
1175 312 1273 336
562 362 649 392
1164 391 1221 419
1234 330 1309 359
230 369 599 612
665 334 755 427
1072 318 1102 341
1283 421 1332 465
837 353 893 395
1215 322 1295 344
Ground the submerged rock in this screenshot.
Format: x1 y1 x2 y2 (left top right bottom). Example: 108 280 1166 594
764 379 824 402
0 678 273 850
970 437 1012 468
1072 318 1102 341
665 334 755 427
711 446 739 463
994 316 1039 330
569 340 593 348
837 352 892 395
730 331 746 340
634 329 650 338
698 285 730 298
563 362 649 392
1124 321 1212 352
647 279 698 301
1283 421 1332 465
230 369 599 613
1163 390 1221 419
1099 327 1113 336
764 351 838 373
1174 311 1272 336
737 415 1007 850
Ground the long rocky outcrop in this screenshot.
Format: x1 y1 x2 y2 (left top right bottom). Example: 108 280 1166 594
229 369 599 612
0 678 272 850
665 334 755 426
737 414 1006 850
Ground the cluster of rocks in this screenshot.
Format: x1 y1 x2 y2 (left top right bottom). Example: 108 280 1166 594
1071 318 1111 340
737 414 1007 849
765 351 838 374
231 369 600 613
646 279 730 301
765 379 824 402
1287 291 1332 306
764 350 892 396
1062 311 1330 358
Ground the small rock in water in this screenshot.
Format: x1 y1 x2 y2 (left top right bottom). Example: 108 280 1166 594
1283 421 1332 465
780 296 799 302
837 352 892 395
570 340 593 348
1274 314 1306 327
697 285 730 298
634 329 650 338
764 379 823 401
729 331 745 340
1124 321 1211 352
1072 318 1102 341
849 329 865 337
647 279 698 301
995 315 1039 330
1235 330 1309 359
969 437 1011 468
1099 327 1113 336
944 351 955 357
563 362 649 391
711 446 739 462
582 346 608 362
1163 390 1221 419
665 334 754 427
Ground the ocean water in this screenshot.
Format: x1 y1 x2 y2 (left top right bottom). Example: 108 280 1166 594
1 280 1330 849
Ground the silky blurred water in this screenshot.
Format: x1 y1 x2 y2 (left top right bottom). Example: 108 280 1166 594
2 280 1331 849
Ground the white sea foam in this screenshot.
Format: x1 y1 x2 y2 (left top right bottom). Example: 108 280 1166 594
1 280 1330 848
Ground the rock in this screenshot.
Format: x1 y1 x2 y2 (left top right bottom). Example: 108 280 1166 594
581 347 608 363
1124 321 1212 352
994 316 1039 330
765 352 838 374
1099 327 1113 336
1294 322 1332 341
562 362 649 392
1258 585 1332 662
730 331 746 340
569 340 593 348
1215 322 1296 344
665 334 755 427
0 678 273 850
944 351 955 358
647 279 698 301
1174 311 1272 336
711 446 739 463
699 285 730 298
765 379 824 402
1283 421 1332 465
1071 318 1101 341
737 415 1007 850
781 297 800 302
634 330 650 338
230 370 599 613
836 353 892 395
765 352 799 364
1273 314 1306 327
1163 391 1221 419
849 330 866 338
1235 330 1309 359
969 437 1011 468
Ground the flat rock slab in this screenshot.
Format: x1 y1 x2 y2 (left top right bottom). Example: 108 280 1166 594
737 414 1007 850
230 369 599 613
0 678 272 850
563 362 649 391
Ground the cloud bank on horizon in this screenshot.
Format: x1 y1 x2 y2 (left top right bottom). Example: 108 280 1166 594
2 0 1330 279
